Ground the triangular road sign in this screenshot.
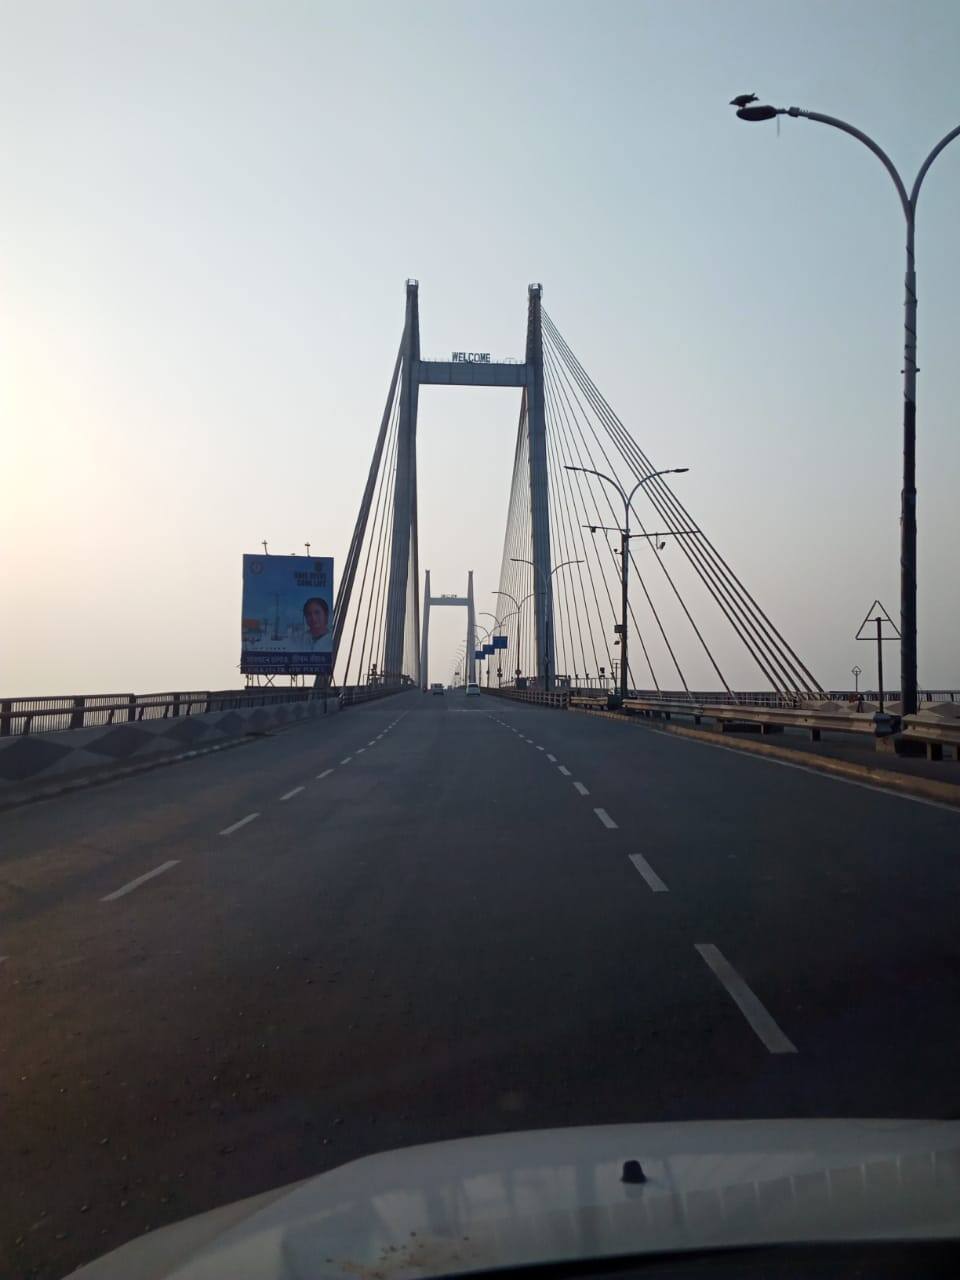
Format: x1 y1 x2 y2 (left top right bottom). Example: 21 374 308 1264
855 599 901 641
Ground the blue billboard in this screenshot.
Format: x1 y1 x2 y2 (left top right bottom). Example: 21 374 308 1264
241 554 334 675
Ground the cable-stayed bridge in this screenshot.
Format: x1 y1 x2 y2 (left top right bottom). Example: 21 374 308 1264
333 281 821 702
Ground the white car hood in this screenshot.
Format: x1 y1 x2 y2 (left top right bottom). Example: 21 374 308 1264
70 1119 960 1280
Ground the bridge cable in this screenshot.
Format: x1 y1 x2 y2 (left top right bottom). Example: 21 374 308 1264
545 334 727 696
545 342 676 691
545 341 686 692
543 318 795 697
544 353 647 686
350 386 400 685
543 312 823 698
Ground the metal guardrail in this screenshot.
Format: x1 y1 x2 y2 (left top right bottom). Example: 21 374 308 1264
624 697 897 741
0 685 404 736
483 688 569 708
562 687 960 707
899 714 960 760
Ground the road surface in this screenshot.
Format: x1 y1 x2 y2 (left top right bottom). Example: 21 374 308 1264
3 689 960 1278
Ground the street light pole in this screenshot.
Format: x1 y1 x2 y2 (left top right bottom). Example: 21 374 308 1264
493 589 536 684
733 99 960 716
565 467 688 704
508 558 585 691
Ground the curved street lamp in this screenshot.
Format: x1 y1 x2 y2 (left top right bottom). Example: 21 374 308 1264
492 589 537 683
564 466 689 703
508 558 585 690
732 97 960 716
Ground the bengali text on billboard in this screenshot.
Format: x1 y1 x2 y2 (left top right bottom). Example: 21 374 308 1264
241 554 334 676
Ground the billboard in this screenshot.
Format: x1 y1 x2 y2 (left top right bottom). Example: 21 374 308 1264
241 554 334 676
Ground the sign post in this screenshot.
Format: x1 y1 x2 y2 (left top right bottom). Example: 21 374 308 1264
855 600 901 713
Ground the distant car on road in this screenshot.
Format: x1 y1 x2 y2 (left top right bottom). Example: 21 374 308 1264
465 682 480 697
430 682 444 696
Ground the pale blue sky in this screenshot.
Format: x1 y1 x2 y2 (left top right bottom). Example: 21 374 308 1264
4 0 959 694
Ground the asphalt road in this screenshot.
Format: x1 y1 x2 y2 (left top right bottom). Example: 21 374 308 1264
3 689 960 1279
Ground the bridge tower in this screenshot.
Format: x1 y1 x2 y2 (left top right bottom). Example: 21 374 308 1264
419 569 477 690
369 281 554 688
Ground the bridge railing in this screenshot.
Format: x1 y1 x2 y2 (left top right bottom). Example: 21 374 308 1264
0 684 404 736
483 688 569 709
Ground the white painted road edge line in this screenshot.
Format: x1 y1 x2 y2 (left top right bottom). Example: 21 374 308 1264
629 853 669 893
280 786 305 801
557 765 572 777
102 860 179 902
573 781 590 796
220 813 260 836
340 756 353 764
594 808 618 829
651 725 960 816
316 769 334 780
695 942 797 1054
546 753 557 763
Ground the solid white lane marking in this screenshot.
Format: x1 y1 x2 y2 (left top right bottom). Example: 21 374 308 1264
629 853 669 893
102 861 179 902
546 753 557 763
341 756 353 764
316 769 334 780
695 943 797 1054
649 726 960 816
573 781 589 796
280 786 305 801
558 766 571 777
594 808 618 829
220 813 260 836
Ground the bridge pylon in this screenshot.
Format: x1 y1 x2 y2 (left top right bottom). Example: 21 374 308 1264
420 569 476 690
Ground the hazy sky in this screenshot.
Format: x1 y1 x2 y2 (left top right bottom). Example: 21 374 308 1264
4 0 959 696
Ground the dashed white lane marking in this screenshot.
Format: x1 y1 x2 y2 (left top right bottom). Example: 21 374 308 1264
695 943 797 1054
356 747 366 754
536 745 545 751
368 740 377 746
547 753 557 763
316 769 334 780
280 786 305 801
341 756 353 764
220 813 260 836
102 860 179 902
629 853 669 893
572 781 590 796
558 766 572 777
594 808 618 829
